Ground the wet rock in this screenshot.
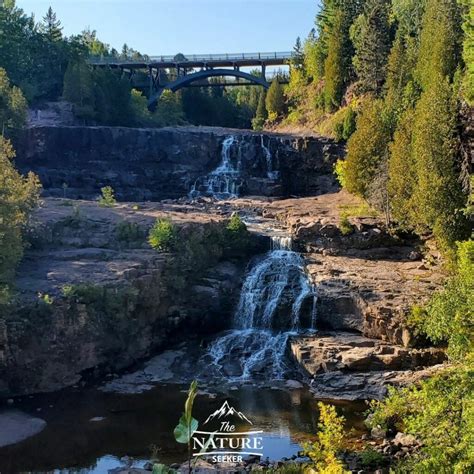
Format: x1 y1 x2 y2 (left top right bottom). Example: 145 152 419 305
0 410 47 447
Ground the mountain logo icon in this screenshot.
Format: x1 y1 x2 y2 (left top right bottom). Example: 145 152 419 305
203 400 253 425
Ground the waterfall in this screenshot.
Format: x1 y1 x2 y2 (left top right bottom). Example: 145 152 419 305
189 136 242 199
203 235 317 381
261 135 279 180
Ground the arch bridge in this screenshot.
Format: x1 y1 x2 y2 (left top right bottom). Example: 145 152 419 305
89 52 292 107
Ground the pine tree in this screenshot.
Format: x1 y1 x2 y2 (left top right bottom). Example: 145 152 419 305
265 79 285 120
351 0 391 94
416 0 463 90
344 98 391 197
461 0 474 103
291 37 305 70
411 76 468 250
252 89 267 130
387 108 416 227
41 6 62 42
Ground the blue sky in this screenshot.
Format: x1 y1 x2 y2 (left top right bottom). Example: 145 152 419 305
18 0 320 56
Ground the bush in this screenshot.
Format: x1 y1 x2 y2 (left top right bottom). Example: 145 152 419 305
342 106 356 140
98 186 117 207
408 240 474 361
148 218 176 251
0 137 41 301
359 448 385 468
339 216 354 236
116 221 144 245
369 366 474 473
303 403 349 473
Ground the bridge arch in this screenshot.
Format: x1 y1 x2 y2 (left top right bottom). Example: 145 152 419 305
148 68 270 107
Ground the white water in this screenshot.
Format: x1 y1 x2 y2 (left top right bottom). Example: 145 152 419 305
261 135 280 180
189 136 242 199
205 236 317 381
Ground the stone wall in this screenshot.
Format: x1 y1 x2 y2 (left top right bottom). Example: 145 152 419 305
14 126 344 200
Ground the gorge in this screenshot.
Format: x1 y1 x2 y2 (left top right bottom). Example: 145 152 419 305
0 127 448 472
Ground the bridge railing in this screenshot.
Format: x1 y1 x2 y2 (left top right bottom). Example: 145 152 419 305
89 52 293 65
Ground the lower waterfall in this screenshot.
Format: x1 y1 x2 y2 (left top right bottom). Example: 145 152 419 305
202 236 317 381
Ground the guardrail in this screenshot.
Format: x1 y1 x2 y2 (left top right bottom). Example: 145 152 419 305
89 52 293 65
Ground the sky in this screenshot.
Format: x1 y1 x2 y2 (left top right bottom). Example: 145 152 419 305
18 0 320 56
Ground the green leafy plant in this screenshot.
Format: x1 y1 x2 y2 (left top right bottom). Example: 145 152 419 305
339 215 354 236
148 218 176 252
359 448 385 469
303 402 349 473
174 380 198 474
98 186 117 207
115 221 144 245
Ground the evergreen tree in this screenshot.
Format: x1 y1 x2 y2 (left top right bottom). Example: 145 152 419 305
416 0 463 90
461 0 474 103
252 89 267 130
41 6 63 42
351 0 391 94
342 106 356 140
265 79 285 120
291 37 305 70
344 98 391 197
387 108 416 227
411 76 468 250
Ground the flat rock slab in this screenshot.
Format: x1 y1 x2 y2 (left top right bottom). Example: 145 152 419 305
0 410 47 447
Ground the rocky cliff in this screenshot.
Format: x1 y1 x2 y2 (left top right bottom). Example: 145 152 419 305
14 126 344 200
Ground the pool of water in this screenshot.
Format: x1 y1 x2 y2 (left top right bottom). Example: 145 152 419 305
0 384 367 473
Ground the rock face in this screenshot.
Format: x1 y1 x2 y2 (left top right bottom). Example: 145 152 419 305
290 332 446 400
14 126 343 201
0 199 264 397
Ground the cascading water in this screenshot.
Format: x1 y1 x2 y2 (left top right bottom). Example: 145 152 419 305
261 135 279 180
203 236 317 382
189 136 243 199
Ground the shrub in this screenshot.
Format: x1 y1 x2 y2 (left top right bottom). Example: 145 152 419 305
148 218 176 251
98 186 117 207
116 221 144 245
342 106 356 140
407 240 474 361
333 159 347 188
339 216 354 236
369 366 474 473
303 402 349 473
359 448 385 469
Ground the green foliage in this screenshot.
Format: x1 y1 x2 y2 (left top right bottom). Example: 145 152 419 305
369 366 474 473
148 218 176 252
461 0 474 104
344 98 391 197
339 216 354 236
115 221 144 245
174 381 198 473
333 159 347 188
154 90 185 127
98 186 117 207
359 448 385 468
303 402 349 474
266 79 285 120
342 106 356 140
416 0 463 91
0 137 41 302
411 76 468 250
225 213 250 251
408 240 474 361
252 89 267 130
350 0 391 95
0 68 27 132
63 58 95 121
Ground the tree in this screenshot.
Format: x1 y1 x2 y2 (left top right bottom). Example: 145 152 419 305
0 68 27 133
351 0 391 94
0 137 41 301
291 36 305 70
41 6 62 42
344 98 391 197
411 76 468 250
265 79 284 121
63 58 95 121
461 0 474 103
416 0 463 90
252 89 267 130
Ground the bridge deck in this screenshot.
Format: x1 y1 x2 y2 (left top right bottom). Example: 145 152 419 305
89 52 292 69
